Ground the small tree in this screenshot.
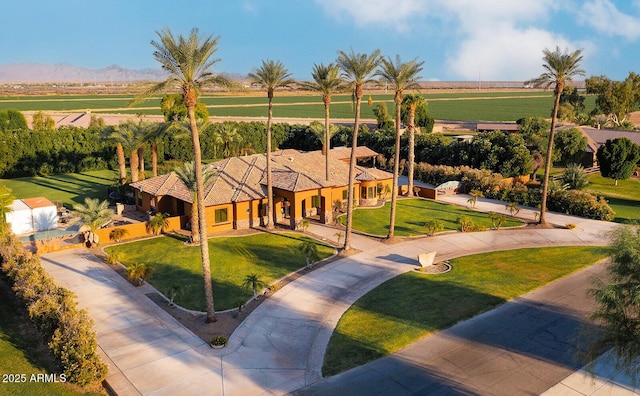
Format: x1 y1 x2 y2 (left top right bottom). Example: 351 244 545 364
298 219 310 233
334 232 344 246
489 212 506 230
148 212 170 235
467 190 483 208
127 263 151 286
242 273 265 300
506 202 521 216
109 228 128 243
298 240 320 268
423 220 443 236
561 163 589 190
588 226 640 381
597 137 640 186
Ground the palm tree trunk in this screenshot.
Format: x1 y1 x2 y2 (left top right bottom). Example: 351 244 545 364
116 143 127 185
539 85 563 225
187 100 216 323
190 192 200 243
324 96 331 182
138 147 145 181
344 86 363 251
130 150 139 183
266 92 275 230
151 141 158 177
388 94 402 240
407 105 417 196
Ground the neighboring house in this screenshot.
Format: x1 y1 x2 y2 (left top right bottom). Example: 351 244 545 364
476 122 519 133
130 148 393 232
576 126 640 168
5 197 58 235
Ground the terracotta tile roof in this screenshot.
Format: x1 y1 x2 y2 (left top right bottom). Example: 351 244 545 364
21 197 55 209
330 146 379 161
131 148 393 205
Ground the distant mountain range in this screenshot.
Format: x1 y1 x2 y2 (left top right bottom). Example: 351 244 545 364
0 63 245 83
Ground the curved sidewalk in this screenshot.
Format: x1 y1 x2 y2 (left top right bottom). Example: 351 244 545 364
41 198 621 395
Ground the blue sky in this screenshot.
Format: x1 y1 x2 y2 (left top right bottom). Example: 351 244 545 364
1 0 639 81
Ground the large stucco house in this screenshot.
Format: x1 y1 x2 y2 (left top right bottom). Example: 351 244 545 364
130 147 393 233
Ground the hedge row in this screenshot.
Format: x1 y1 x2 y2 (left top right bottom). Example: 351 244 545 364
413 163 615 221
0 233 107 386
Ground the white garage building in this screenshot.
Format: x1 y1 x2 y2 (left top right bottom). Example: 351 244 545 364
5 197 58 235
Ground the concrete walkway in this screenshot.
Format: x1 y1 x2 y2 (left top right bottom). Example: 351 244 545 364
39 196 634 395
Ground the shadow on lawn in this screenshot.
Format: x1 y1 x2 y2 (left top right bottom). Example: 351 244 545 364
317 275 603 395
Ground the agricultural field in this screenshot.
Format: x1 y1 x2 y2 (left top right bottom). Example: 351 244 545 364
0 90 597 122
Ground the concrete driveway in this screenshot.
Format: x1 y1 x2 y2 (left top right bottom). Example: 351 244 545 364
39 197 633 395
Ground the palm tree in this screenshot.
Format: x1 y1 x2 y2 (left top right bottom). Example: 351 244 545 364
376 55 424 240
100 125 127 185
301 63 344 181
336 49 382 250
0 184 15 235
133 28 232 323
144 122 167 178
213 123 243 158
148 212 170 235
242 273 265 300
109 121 148 183
248 60 295 230
298 240 320 268
73 198 114 246
174 161 216 244
402 94 427 196
528 47 584 225
308 121 339 155
73 198 113 232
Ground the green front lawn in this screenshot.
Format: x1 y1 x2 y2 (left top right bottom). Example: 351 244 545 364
0 170 115 208
323 246 610 376
586 174 640 223
342 198 523 236
105 233 334 311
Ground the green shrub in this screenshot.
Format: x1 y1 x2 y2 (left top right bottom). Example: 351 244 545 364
0 234 107 386
413 163 614 221
561 163 589 190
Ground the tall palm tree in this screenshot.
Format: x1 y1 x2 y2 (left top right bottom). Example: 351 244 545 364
133 27 231 323
100 125 127 185
528 47 584 225
300 63 344 181
110 121 147 183
248 60 295 230
174 161 216 244
143 122 166 178
376 55 424 240
336 49 382 251
402 94 427 197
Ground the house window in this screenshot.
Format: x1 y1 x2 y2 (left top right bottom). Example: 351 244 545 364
311 195 321 208
137 191 142 207
360 186 367 199
342 189 348 200
214 208 228 224
368 186 375 198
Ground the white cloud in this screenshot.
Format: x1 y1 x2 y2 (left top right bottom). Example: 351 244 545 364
445 25 578 80
314 0 429 31
315 0 587 80
578 0 640 40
